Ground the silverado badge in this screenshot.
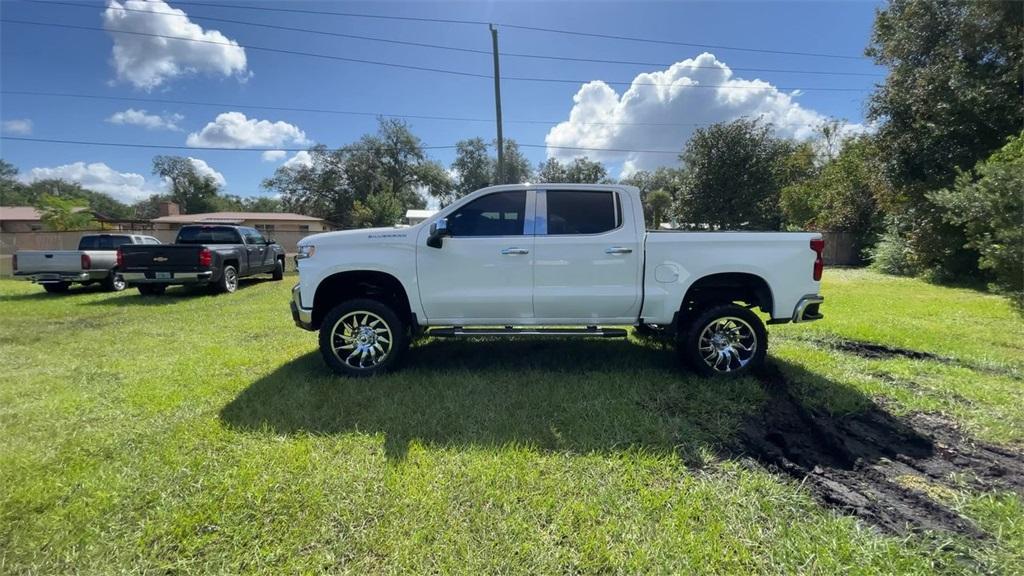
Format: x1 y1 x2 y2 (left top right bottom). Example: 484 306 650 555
153 256 168 263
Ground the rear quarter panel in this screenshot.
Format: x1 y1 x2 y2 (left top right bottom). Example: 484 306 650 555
640 232 821 324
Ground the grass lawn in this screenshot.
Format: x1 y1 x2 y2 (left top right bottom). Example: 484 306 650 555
1 269 1021 574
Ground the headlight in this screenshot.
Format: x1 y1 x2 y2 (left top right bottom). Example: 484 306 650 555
296 245 316 259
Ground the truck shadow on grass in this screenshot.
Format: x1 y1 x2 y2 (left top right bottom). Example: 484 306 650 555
79 278 278 307
220 338 1023 536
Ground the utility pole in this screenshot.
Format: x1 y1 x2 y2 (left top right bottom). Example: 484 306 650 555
490 23 504 184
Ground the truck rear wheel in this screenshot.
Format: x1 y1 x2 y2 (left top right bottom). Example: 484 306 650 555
43 282 70 294
103 271 126 292
679 303 767 377
319 298 408 377
216 265 238 294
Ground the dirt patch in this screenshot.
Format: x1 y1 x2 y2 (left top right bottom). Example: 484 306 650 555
737 364 1024 536
823 339 951 362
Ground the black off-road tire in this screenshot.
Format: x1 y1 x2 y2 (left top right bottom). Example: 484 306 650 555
137 284 166 296
272 258 284 281
319 298 409 377
43 282 70 294
216 265 239 294
679 303 767 377
103 270 127 292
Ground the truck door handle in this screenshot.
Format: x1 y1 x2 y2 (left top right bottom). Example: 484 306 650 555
501 247 530 255
605 247 633 254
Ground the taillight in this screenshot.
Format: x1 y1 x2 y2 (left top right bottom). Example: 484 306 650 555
81 253 92 270
198 248 212 267
11 254 17 272
116 248 124 269
810 237 825 281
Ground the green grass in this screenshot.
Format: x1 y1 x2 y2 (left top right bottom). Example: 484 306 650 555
1 269 1021 574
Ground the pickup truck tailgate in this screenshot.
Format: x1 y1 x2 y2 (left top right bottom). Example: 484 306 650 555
15 251 83 273
120 245 205 272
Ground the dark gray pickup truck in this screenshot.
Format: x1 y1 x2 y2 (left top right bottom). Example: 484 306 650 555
119 225 285 295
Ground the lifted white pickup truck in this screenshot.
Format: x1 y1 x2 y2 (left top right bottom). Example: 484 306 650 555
291 184 824 377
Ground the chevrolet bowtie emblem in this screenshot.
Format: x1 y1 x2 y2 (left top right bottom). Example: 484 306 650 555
153 256 168 262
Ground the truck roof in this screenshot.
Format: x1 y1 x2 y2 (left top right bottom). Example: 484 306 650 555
472 183 639 195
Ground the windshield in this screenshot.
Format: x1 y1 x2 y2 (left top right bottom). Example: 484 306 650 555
176 226 241 245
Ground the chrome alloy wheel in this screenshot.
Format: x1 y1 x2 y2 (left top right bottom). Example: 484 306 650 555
697 316 758 373
224 268 238 292
112 274 126 291
330 311 393 369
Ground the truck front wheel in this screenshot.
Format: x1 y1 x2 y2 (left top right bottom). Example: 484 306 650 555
679 303 767 377
319 298 408 377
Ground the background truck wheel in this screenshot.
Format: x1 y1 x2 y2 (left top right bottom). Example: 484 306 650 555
217 265 238 294
137 284 166 296
103 271 126 292
42 282 69 294
319 298 408 377
679 303 767 377
272 258 284 281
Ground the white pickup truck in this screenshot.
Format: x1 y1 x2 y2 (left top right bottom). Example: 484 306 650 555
291 184 824 377
14 233 161 293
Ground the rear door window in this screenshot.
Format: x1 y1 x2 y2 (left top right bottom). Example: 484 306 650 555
176 226 242 244
545 190 617 235
79 235 133 250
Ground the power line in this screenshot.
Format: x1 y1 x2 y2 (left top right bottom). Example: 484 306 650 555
0 136 684 155
29 0 883 78
1 90 851 129
0 19 873 92
166 0 869 61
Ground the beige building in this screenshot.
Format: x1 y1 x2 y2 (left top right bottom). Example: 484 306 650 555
0 206 45 232
150 202 331 234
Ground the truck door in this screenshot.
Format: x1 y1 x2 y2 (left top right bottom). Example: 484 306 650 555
532 189 642 320
416 190 535 321
239 227 267 272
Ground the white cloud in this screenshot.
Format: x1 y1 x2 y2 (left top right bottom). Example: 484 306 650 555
2 119 33 135
544 53 863 175
283 150 313 169
106 108 183 131
21 162 160 202
186 157 226 187
186 112 308 148
261 150 286 162
103 0 248 90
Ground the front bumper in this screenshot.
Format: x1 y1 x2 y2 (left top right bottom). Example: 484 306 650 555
291 284 314 330
16 271 93 284
791 294 824 323
122 271 213 285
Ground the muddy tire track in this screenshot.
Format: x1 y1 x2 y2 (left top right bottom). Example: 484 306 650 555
737 363 1024 536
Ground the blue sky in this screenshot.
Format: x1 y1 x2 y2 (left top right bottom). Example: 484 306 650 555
0 0 885 204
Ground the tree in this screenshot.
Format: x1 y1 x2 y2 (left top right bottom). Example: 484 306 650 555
866 0 1023 278
781 136 887 252
494 139 532 185
645 190 672 229
620 167 684 225
930 133 1024 304
449 138 492 204
535 157 607 184
152 156 221 214
264 119 449 227
0 159 28 205
678 119 798 230
38 195 96 231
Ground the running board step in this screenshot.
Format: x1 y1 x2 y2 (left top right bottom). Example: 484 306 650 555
427 326 628 338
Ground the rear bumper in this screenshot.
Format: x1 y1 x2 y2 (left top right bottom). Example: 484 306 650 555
15 271 98 283
122 271 213 285
291 284 314 330
791 294 824 323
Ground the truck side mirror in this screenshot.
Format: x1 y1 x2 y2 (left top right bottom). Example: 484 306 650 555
426 217 449 249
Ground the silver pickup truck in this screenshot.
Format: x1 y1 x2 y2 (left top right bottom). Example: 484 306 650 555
13 233 161 293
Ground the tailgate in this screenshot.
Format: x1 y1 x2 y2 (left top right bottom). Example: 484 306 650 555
15 251 83 273
120 245 205 272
